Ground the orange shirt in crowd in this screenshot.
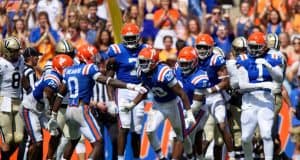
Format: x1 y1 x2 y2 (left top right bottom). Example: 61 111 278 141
291 14 300 33
153 8 180 29
37 43 55 69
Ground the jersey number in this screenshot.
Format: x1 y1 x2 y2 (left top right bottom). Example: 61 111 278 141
152 87 167 98
129 58 137 76
256 64 264 81
12 72 20 88
67 77 79 98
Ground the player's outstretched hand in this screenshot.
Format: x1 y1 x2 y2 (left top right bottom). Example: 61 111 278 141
126 83 148 94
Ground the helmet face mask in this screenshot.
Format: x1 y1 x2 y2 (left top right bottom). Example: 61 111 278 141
178 60 195 75
122 34 140 49
138 58 152 73
196 44 212 59
248 43 265 57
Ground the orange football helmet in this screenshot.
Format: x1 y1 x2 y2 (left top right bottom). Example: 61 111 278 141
121 23 140 49
195 33 214 60
247 32 266 57
137 48 159 73
76 44 100 64
177 46 198 75
52 54 73 75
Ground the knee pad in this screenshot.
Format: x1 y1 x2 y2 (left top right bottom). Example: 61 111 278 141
14 132 24 143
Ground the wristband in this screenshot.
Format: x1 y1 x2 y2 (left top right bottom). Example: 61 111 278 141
57 93 64 98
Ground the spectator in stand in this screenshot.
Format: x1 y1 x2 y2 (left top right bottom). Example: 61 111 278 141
159 35 177 68
138 0 158 40
153 0 180 50
87 1 106 31
36 0 63 30
124 4 141 26
172 0 189 40
95 29 113 54
29 11 59 47
63 5 79 29
280 32 295 67
214 24 234 58
142 36 155 47
7 18 29 48
266 9 285 35
234 1 253 37
78 15 97 44
66 22 88 50
204 6 231 38
186 16 202 46
286 36 300 89
0 6 7 38
287 0 300 35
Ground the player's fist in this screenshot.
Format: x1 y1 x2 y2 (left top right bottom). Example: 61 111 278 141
106 101 118 116
126 83 148 94
185 109 196 128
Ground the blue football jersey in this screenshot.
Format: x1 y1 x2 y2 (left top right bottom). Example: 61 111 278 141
198 54 226 87
63 63 100 106
236 52 282 83
107 43 148 84
176 68 210 103
139 63 178 102
32 70 62 102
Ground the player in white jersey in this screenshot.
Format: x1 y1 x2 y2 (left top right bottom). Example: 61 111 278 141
237 32 284 160
266 33 290 159
0 37 25 159
227 37 247 159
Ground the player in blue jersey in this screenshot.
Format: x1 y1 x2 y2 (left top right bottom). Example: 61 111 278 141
120 48 195 160
195 33 235 159
50 45 147 160
105 23 149 159
20 54 73 160
236 32 284 160
176 46 210 159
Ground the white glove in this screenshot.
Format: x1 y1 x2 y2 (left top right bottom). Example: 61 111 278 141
46 111 58 132
255 58 272 69
185 109 196 128
106 101 118 116
119 101 136 112
126 83 148 94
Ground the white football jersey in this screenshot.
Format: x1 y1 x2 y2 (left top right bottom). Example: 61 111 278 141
0 57 24 98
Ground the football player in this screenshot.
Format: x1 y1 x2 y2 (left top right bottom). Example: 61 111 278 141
236 32 283 160
266 33 290 159
195 33 234 159
227 36 248 159
0 37 25 159
20 54 73 159
50 46 147 160
176 46 209 159
105 23 149 159
120 48 195 160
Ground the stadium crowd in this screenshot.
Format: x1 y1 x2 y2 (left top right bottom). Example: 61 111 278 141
1 0 300 160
